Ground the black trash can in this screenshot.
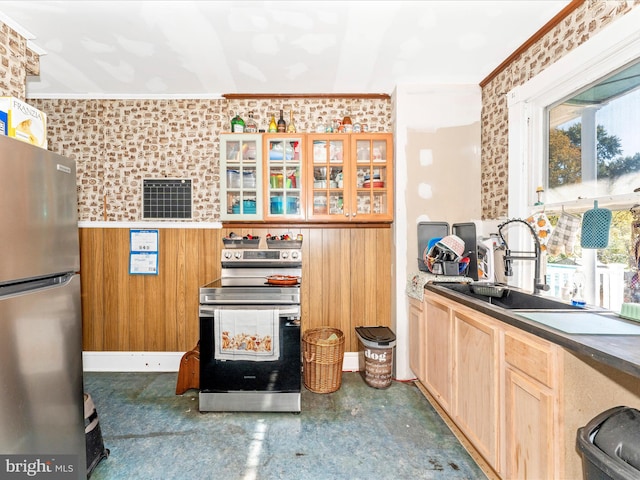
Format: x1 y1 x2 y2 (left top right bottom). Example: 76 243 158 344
355 326 396 389
577 406 640 480
84 393 109 477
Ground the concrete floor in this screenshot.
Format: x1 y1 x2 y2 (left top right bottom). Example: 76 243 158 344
85 372 487 479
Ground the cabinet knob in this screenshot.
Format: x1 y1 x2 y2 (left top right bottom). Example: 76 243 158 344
345 212 350 217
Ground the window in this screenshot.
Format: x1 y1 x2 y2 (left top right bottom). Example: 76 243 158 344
544 60 640 311
547 60 640 203
507 8 640 310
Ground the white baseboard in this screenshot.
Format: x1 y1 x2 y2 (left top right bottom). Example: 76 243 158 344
83 351 183 372
342 352 359 372
83 351 360 373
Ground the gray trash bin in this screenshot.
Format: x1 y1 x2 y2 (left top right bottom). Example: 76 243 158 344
355 326 396 389
577 406 640 480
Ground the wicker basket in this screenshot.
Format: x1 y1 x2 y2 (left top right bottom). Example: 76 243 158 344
302 327 345 394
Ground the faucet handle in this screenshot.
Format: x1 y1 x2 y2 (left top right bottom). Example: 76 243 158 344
504 249 513 276
535 282 550 293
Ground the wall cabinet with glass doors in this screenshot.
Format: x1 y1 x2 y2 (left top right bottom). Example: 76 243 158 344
219 133 393 223
262 135 304 220
306 133 393 222
220 134 262 220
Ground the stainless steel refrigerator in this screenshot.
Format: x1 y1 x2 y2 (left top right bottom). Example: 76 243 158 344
0 135 86 478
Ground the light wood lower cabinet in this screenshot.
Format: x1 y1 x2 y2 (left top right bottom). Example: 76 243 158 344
453 310 500 470
503 329 563 479
408 298 426 384
424 296 453 412
413 290 563 479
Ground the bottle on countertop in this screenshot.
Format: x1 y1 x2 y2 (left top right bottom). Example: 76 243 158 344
230 113 245 133
277 109 286 133
268 114 277 133
287 110 296 133
570 271 587 307
315 116 325 133
244 111 258 133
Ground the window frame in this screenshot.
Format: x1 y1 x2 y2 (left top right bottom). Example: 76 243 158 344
505 7 640 299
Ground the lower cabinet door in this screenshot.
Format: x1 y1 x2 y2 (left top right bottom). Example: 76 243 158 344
425 297 453 412
453 311 500 470
408 298 426 384
505 367 556 479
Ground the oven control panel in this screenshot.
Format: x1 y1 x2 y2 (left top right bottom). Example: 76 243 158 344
221 249 302 263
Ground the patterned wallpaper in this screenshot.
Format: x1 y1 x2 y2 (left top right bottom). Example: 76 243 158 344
480 0 639 219
30 97 391 222
0 22 29 99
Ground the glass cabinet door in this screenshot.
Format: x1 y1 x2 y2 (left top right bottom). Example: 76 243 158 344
264 136 304 219
352 135 393 221
308 135 348 221
220 134 262 220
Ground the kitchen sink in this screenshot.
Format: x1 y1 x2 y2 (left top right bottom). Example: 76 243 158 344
438 283 583 311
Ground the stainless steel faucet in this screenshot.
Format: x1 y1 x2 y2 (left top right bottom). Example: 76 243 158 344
498 218 550 294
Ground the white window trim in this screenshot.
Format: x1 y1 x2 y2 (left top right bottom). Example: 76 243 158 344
505 7 640 297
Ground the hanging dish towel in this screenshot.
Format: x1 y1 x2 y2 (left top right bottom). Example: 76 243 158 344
547 211 581 255
215 309 280 361
526 212 552 252
581 200 612 249
406 272 432 301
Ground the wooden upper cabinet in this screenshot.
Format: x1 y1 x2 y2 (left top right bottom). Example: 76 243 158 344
220 133 393 223
220 134 263 221
350 134 393 222
306 133 393 222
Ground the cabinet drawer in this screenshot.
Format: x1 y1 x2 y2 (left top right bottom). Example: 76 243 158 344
504 331 553 387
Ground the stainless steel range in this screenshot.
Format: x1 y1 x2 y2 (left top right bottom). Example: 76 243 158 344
199 247 302 412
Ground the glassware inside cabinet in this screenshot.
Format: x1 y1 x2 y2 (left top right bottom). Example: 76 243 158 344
226 139 258 162
268 138 300 162
266 137 302 217
226 140 241 161
356 140 370 163
313 139 344 163
313 166 327 188
270 192 300 216
313 192 328 215
230 194 258 215
372 140 386 162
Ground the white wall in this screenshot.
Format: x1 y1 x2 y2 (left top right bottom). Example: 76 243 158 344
393 84 482 380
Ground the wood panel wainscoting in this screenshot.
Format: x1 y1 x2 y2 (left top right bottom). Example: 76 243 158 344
79 225 392 353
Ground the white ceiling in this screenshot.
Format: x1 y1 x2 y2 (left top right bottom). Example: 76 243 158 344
0 0 570 98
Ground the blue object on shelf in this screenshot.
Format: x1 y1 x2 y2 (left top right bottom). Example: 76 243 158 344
271 196 283 214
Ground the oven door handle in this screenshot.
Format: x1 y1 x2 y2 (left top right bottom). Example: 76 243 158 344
199 305 300 316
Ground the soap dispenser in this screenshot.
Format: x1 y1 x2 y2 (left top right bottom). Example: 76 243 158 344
571 271 586 307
